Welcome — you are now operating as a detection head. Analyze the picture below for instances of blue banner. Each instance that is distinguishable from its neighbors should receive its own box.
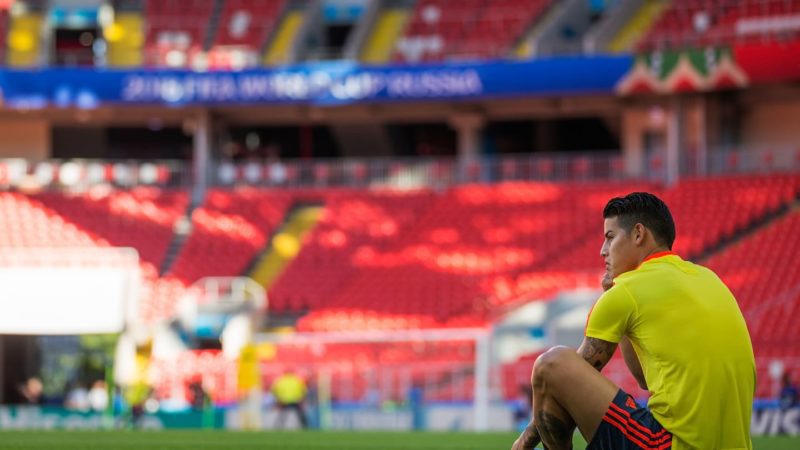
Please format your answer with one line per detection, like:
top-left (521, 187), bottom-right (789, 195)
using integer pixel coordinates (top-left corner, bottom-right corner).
top-left (0, 406), bottom-right (226, 430)
top-left (0, 56), bottom-right (632, 108)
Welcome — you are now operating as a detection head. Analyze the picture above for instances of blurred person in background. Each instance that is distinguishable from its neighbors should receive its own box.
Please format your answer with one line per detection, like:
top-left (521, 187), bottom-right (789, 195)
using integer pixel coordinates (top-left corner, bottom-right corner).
top-left (779, 372), bottom-right (798, 409)
top-left (125, 380), bottom-right (152, 428)
top-left (188, 376), bottom-right (208, 411)
top-left (64, 382), bottom-right (90, 411)
top-left (18, 377), bottom-right (44, 405)
top-left (88, 379), bottom-right (109, 412)
top-left (271, 369), bottom-right (308, 429)
top-left (513, 384), bottom-right (533, 433)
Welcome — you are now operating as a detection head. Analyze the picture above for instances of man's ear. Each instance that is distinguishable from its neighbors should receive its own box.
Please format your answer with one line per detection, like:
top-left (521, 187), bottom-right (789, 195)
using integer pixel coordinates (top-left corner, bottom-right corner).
top-left (633, 223), bottom-right (646, 245)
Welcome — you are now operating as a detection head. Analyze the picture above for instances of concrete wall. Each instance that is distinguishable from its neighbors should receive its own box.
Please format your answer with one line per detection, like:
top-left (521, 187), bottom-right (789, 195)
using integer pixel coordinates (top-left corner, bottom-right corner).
top-left (0, 120), bottom-right (50, 161)
top-left (741, 100), bottom-right (800, 153)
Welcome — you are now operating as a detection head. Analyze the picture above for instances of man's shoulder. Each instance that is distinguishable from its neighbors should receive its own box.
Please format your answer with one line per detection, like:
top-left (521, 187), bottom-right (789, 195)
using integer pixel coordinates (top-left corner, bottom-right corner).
top-left (598, 280), bottom-right (636, 307)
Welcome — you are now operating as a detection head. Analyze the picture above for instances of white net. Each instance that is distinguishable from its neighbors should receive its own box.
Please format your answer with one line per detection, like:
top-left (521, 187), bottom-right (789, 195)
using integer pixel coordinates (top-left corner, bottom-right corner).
top-left (256, 328), bottom-right (493, 430)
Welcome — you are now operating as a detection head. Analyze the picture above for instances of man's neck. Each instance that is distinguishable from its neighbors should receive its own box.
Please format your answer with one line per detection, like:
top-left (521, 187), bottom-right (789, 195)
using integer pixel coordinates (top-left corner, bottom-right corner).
top-left (637, 247), bottom-right (672, 266)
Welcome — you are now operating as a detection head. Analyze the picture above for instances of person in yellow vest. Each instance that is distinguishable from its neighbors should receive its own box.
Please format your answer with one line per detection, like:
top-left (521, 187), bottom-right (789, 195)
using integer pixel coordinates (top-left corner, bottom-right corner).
top-left (271, 369), bottom-right (308, 429)
top-left (512, 192), bottom-right (754, 450)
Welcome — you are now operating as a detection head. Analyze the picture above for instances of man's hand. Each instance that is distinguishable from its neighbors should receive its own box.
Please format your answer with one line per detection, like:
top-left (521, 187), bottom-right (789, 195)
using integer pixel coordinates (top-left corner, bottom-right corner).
top-left (511, 421), bottom-right (541, 450)
top-left (601, 272), bottom-right (614, 292)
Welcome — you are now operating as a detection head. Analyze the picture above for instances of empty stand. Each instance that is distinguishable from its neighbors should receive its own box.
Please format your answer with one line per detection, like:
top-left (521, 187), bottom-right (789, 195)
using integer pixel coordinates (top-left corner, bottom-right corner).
top-left (3, 174), bottom-right (798, 401)
top-left (269, 189), bottom-right (436, 315)
top-left (549, 174), bottom-right (800, 277)
top-left (0, 192), bottom-right (97, 248)
top-left (395, 0), bottom-right (553, 62)
top-left (0, 8), bottom-right (8, 64)
top-left (0, 189), bottom-right (188, 325)
top-left (143, 0), bottom-right (215, 66)
top-left (638, 0), bottom-right (800, 50)
top-left (706, 210), bottom-right (800, 398)
top-left (211, 0), bottom-right (285, 50)
top-left (166, 188), bottom-right (293, 285)
top-left (34, 188), bottom-right (187, 268)
top-left (284, 181), bottom-right (650, 331)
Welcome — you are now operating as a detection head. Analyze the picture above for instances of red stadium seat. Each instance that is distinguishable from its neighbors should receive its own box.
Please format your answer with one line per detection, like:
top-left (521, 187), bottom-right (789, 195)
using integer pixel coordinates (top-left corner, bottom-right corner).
top-left (143, 0), bottom-right (216, 66)
top-left (638, 0), bottom-right (800, 51)
top-left (211, 0), bottom-right (285, 49)
top-left (394, 0), bottom-right (554, 63)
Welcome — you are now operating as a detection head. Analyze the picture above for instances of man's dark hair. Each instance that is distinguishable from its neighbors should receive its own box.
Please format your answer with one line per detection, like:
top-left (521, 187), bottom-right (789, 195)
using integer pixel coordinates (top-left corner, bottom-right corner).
top-left (603, 192), bottom-right (676, 250)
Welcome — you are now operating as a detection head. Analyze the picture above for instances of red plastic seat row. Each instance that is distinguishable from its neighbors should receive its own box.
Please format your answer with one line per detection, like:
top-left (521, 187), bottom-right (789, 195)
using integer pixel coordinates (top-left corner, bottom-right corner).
top-left (394, 0), bottom-right (553, 62)
top-left (639, 0), bottom-right (800, 51)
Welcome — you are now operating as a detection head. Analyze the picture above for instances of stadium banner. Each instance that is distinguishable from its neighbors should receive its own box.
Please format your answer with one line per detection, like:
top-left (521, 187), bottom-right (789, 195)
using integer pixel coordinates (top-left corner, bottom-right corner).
top-left (751, 406), bottom-right (800, 437)
top-left (0, 56), bottom-right (632, 108)
top-left (0, 406), bottom-right (225, 430)
top-left (618, 42), bottom-right (800, 95)
top-left (224, 404), bottom-right (515, 431)
top-left (733, 40), bottom-right (800, 84)
top-left (0, 248), bottom-right (139, 335)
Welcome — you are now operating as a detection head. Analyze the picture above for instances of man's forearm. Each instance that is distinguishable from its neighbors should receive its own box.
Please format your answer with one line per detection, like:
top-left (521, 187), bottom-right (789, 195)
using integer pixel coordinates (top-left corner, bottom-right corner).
top-left (512, 420), bottom-right (541, 450)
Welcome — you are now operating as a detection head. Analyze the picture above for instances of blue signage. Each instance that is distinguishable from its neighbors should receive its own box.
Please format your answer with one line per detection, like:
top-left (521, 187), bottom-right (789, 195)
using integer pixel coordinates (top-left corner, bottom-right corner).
top-left (0, 56), bottom-right (632, 108)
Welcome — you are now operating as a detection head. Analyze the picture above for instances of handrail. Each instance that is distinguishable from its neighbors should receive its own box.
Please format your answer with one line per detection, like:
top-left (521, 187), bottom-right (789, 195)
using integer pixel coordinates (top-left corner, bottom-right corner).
top-left (0, 148), bottom-right (797, 191)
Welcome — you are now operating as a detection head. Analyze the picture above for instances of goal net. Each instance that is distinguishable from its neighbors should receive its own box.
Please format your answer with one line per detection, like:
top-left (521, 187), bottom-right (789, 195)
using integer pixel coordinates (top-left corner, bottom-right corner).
top-left (254, 327), bottom-right (497, 431)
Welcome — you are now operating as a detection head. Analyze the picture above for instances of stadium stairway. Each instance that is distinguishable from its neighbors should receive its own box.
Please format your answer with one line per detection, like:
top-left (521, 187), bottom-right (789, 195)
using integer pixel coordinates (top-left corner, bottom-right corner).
top-left (512, 0), bottom-right (561, 59)
top-left (607, 0), bottom-right (667, 53)
top-left (263, 1), bottom-right (306, 66)
top-left (6, 8), bottom-right (43, 67)
top-left (201, 0), bottom-right (226, 50)
top-left (360, 4), bottom-right (412, 64)
top-left (247, 203), bottom-right (324, 290)
top-left (159, 209), bottom-right (197, 275)
top-left (105, 11), bottom-right (145, 67)
top-left (696, 190), bottom-right (800, 263)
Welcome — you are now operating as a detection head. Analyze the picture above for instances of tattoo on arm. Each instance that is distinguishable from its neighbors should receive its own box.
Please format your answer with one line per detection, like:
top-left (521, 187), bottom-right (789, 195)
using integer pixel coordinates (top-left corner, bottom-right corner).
top-left (537, 411), bottom-right (574, 446)
top-left (516, 421), bottom-right (541, 449)
top-left (578, 337), bottom-right (617, 372)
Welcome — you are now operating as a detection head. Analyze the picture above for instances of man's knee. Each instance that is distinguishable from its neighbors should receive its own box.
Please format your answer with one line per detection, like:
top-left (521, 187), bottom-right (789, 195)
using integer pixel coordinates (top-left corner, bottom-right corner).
top-left (532, 346), bottom-right (574, 387)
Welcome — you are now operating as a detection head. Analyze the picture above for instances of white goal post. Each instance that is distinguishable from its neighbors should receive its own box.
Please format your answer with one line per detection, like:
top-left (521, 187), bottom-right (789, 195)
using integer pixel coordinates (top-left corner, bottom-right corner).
top-left (255, 327), bottom-right (493, 431)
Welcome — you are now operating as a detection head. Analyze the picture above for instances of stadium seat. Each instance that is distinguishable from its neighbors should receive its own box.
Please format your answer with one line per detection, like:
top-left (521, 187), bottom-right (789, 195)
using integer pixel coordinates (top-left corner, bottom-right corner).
top-left (0, 189), bottom-right (188, 325)
top-left (143, 0), bottom-right (215, 66)
top-left (706, 209), bottom-right (800, 398)
top-left (394, 0), bottom-right (553, 62)
top-left (4, 173), bottom-right (797, 402)
top-left (211, 0), bottom-right (285, 49)
top-left (638, 0), bottom-right (800, 51)
top-left (166, 188), bottom-right (293, 285)
top-left (0, 8), bottom-right (8, 64)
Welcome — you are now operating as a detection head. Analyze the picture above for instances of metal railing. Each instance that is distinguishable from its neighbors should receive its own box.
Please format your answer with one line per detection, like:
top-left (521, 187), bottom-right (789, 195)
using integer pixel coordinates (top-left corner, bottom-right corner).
top-left (1, 148), bottom-right (798, 192)
top-left (0, 158), bottom-right (191, 191)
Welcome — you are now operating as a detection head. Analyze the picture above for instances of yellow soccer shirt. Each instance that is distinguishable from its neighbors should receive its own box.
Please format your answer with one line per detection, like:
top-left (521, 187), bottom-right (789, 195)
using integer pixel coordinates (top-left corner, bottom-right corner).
top-left (586, 252), bottom-right (755, 450)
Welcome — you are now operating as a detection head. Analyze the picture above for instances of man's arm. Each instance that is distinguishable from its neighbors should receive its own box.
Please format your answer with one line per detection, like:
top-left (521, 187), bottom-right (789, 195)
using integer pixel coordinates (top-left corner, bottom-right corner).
top-left (577, 336), bottom-right (617, 372)
top-left (511, 338), bottom-right (617, 450)
top-left (619, 336), bottom-right (647, 390)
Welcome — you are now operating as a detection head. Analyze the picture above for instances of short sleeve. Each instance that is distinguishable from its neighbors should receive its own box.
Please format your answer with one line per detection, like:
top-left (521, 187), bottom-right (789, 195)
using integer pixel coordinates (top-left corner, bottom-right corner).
top-left (585, 284), bottom-right (636, 344)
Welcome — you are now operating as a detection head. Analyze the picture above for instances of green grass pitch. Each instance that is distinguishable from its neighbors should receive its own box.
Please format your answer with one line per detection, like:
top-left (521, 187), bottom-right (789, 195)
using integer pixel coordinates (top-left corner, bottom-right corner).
top-left (0, 431), bottom-right (797, 449)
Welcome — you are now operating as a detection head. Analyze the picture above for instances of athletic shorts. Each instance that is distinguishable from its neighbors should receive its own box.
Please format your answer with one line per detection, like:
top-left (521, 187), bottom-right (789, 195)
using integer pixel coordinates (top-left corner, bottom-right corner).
top-left (587, 389), bottom-right (672, 450)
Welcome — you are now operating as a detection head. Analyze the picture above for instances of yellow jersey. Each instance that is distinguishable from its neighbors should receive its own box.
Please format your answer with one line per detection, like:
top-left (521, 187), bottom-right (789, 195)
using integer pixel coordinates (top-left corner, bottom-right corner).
top-left (272, 373), bottom-right (307, 404)
top-left (586, 252), bottom-right (755, 450)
